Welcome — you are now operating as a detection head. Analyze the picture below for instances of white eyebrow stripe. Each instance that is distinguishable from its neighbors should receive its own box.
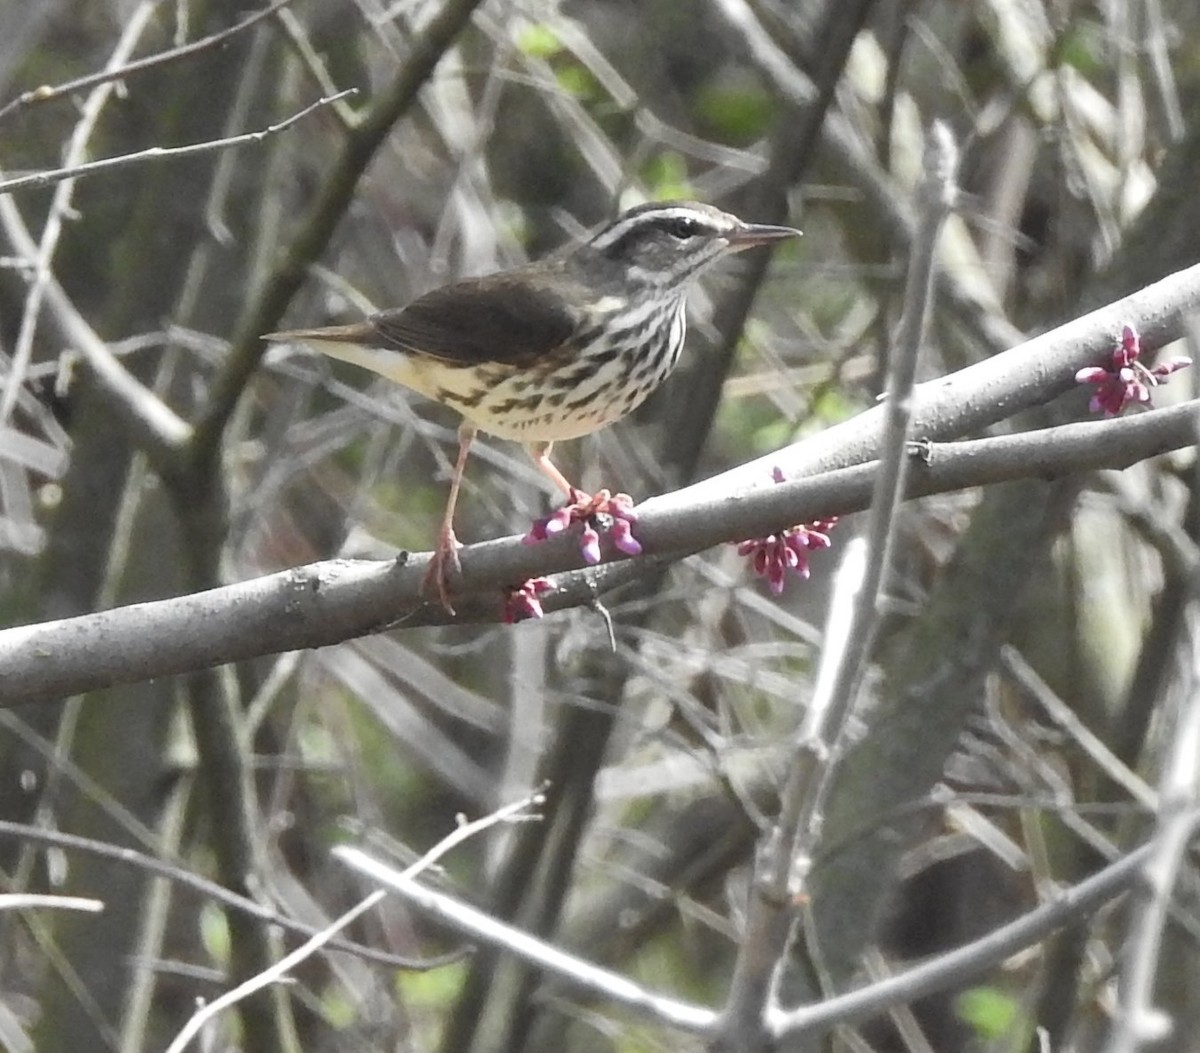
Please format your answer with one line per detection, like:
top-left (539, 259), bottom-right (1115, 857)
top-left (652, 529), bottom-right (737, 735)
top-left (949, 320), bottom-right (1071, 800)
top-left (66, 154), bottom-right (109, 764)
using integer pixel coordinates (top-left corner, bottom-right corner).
top-left (590, 206), bottom-right (730, 250)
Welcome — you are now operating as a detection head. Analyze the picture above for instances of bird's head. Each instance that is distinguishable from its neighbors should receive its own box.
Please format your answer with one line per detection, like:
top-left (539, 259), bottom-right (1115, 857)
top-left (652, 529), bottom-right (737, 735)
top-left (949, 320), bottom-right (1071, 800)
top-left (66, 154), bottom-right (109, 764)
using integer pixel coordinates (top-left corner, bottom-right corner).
top-left (586, 200), bottom-right (800, 292)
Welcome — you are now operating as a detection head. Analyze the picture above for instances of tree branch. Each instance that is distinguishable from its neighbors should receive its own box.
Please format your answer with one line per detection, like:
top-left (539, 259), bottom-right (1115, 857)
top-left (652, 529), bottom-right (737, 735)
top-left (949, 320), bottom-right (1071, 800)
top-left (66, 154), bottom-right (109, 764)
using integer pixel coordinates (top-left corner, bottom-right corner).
top-left (0, 820), bottom-right (454, 970)
top-left (0, 0), bottom-right (298, 125)
top-left (770, 834), bottom-right (1181, 1041)
top-left (336, 846), bottom-right (720, 1036)
top-left (0, 2), bottom-right (155, 426)
top-left (0, 90), bottom-right (356, 197)
top-left (335, 831), bottom-right (1187, 1047)
top-left (672, 257), bottom-right (1200, 506)
top-left (0, 197), bottom-right (191, 472)
top-left (1103, 605), bottom-right (1200, 1053)
top-left (0, 397), bottom-right (1195, 706)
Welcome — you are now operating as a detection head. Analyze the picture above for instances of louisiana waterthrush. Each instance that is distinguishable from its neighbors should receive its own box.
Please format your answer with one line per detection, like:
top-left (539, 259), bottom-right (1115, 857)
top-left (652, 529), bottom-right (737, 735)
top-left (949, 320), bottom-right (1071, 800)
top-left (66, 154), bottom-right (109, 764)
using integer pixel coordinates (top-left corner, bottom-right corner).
top-left (266, 200), bottom-right (799, 609)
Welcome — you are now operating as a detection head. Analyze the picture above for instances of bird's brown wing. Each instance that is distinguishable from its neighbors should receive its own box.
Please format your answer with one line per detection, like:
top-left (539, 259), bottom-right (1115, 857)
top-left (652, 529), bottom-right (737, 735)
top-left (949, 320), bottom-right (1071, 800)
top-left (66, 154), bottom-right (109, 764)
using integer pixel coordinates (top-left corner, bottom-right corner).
top-left (366, 269), bottom-right (579, 368)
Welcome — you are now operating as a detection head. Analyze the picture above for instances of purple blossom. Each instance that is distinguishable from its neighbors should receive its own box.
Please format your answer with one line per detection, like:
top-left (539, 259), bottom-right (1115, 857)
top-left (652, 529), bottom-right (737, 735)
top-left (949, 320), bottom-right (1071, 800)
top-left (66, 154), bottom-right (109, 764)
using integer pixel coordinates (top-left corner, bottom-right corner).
top-left (579, 523), bottom-right (601, 564)
top-left (502, 578), bottom-right (554, 623)
top-left (735, 468), bottom-right (837, 595)
top-left (1075, 324), bottom-right (1191, 417)
top-left (610, 517), bottom-right (642, 556)
top-left (523, 488), bottom-right (641, 563)
top-left (738, 520), bottom-right (838, 595)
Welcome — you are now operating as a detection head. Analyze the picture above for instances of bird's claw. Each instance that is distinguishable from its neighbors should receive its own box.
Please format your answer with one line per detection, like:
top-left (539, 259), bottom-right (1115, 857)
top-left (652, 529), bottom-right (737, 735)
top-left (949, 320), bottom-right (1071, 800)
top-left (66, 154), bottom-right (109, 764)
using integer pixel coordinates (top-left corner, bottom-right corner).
top-left (422, 529), bottom-right (462, 613)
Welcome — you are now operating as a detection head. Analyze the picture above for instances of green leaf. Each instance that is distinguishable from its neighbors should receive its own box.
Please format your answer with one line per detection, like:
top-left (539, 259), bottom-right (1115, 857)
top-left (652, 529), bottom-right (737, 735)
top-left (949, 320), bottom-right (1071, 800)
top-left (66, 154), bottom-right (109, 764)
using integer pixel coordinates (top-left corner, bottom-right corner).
top-left (555, 63), bottom-right (599, 101)
top-left (517, 23), bottom-right (562, 59)
top-left (397, 958), bottom-right (468, 1007)
top-left (199, 901), bottom-right (231, 965)
top-left (956, 985), bottom-right (1020, 1040)
top-left (696, 84), bottom-right (774, 144)
top-left (1056, 23), bottom-right (1102, 75)
top-left (641, 152), bottom-right (693, 200)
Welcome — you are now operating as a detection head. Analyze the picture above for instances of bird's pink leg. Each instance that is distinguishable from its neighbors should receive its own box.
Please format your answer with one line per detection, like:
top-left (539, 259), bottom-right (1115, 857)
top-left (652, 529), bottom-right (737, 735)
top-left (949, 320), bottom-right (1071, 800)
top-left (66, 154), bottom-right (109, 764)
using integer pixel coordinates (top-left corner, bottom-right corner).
top-left (424, 421), bottom-right (477, 612)
top-left (528, 441), bottom-right (581, 501)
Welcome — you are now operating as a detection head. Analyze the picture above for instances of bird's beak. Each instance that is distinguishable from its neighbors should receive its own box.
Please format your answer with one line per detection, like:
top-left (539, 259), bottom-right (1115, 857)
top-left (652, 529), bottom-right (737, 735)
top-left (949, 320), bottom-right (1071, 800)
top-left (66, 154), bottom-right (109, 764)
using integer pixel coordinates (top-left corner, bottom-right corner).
top-left (725, 223), bottom-right (802, 251)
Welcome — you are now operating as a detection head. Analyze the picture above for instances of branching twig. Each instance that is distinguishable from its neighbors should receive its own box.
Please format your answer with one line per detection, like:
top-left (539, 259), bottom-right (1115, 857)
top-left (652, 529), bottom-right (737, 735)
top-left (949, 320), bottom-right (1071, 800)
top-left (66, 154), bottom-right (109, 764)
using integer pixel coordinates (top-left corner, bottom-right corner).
top-left (0, 90), bottom-right (357, 197)
top-left (0, 820), bottom-right (457, 970)
top-left (712, 0), bottom-right (1023, 366)
top-left (166, 793), bottom-right (544, 1053)
top-left (0, 195), bottom-right (190, 471)
top-left (0, 2), bottom-right (156, 426)
top-left (0, 0), bottom-right (297, 125)
top-left (1002, 646), bottom-right (1158, 810)
top-left (669, 257), bottom-right (1200, 508)
top-left (190, 0), bottom-right (489, 464)
top-left (0, 90), bottom-right (356, 474)
top-left (1103, 602), bottom-right (1200, 1053)
top-left (338, 826), bottom-right (1191, 1045)
top-left (770, 834), bottom-right (1186, 1041)
top-left (335, 845), bottom-right (719, 1035)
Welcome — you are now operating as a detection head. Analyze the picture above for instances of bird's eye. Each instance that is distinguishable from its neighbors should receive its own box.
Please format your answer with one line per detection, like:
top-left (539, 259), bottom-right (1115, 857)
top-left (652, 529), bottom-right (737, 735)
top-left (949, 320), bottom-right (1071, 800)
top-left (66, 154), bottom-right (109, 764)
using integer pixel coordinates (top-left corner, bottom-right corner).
top-left (664, 216), bottom-right (700, 239)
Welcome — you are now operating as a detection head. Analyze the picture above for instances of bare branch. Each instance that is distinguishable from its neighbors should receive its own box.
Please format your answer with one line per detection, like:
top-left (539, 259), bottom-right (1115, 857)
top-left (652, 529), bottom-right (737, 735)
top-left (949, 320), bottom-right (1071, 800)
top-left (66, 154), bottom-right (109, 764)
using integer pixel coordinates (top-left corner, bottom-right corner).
top-left (770, 834), bottom-right (1184, 1041)
top-left (0, 2), bottom-right (156, 427)
top-left (0, 195), bottom-right (191, 469)
top-left (0, 894), bottom-right (103, 913)
top-left (166, 793), bottom-right (544, 1053)
top-left (0, 819), bottom-right (457, 970)
top-left (0, 397), bottom-right (1195, 706)
top-left (670, 257), bottom-right (1200, 508)
top-left (0, 251), bottom-right (1194, 703)
top-left (272, 7), bottom-right (358, 130)
top-left (1002, 646), bottom-right (1158, 810)
top-left (191, 0), bottom-right (489, 464)
top-left (0, 90), bottom-right (357, 198)
top-left (715, 123), bottom-right (960, 1048)
top-left (336, 846), bottom-right (719, 1036)
top-left (1103, 603), bottom-right (1200, 1053)
top-left (0, 0), bottom-right (298, 125)
top-left (340, 822), bottom-right (1195, 1045)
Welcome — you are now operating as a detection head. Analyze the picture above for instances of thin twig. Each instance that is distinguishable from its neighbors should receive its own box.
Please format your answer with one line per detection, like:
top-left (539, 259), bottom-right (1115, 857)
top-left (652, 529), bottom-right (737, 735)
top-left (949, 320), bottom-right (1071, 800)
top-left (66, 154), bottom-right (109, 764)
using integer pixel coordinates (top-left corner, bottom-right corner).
top-left (0, 894), bottom-right (103, 912)
top-left (769, 833), bottom-right (1185, 1040)
top-left (191, 0), bottom-right (489, 465)
top-left (273, 7), bottom-right (358, 130)
top-left (1002, 645), bottom-right (1158, 810)
top-left (335, 844), bottom-right (718, 1035)
top-left (0, 194), bottom-right (191, 470)
top-left (710, 0), bottom-right (1023, 370)
top-left (1143, 0), bottom-right (1185, 143)
top-left (0, 89), bottom-right (357, 198)
top-left (713, 123), bottom-right (959, 1049)
top-left (0, 819), bottom-right (457, 970)
top-left (166, 792), bottom-right (544, 1053)
top-left (0, 0), bottom-right (297, 125)
top-left (0, 2), bottom-right (156, 427)
top-left (1103, 601), bottom-right (1200, 1053)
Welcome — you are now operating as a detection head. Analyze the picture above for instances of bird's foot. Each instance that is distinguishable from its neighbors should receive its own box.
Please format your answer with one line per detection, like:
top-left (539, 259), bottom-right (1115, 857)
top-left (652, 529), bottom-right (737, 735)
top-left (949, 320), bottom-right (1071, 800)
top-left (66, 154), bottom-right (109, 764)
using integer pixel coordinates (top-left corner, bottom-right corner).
top-left (422, 526), bottom-right (462, 613)
top-left (523, 488), bottom-right (642, 564)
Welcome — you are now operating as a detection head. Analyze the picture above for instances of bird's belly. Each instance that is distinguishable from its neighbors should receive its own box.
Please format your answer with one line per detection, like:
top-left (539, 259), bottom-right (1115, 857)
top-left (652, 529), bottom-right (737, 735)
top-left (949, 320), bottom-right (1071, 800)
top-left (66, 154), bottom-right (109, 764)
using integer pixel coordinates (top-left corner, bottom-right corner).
top-left (462, 320), bottom-right (684, 442)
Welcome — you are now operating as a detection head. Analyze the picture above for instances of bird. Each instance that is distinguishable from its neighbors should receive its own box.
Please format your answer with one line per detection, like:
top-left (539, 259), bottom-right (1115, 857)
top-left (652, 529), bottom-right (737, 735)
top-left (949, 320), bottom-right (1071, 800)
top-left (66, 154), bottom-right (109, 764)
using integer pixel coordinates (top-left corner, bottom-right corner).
top-left (265, 200), bottom-right (800, 610)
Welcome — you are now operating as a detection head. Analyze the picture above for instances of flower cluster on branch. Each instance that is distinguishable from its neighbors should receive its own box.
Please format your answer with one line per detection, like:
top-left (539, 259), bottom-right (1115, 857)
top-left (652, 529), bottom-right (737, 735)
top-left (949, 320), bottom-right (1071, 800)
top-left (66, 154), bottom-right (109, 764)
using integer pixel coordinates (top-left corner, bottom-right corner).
top-left (1076, 324), bottom-right (1190, 416)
